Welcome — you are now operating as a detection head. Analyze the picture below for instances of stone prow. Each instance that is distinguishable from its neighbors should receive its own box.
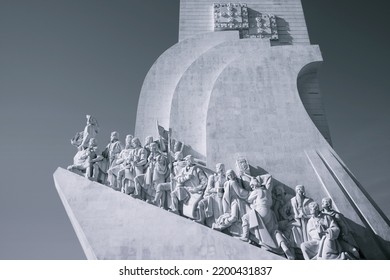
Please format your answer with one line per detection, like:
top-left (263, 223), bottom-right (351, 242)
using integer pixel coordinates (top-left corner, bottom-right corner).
top-left (54, 167), bottom-right (284, 260)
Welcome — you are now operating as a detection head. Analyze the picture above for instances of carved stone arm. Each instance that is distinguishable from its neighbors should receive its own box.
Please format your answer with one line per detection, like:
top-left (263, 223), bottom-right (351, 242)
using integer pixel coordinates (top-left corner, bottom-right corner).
top-left (135, 149), bottom-right (147, 167)
top-left (90, 155), bottom-right (104, 163)
top-left (197, 168), bottom-right (208, 190)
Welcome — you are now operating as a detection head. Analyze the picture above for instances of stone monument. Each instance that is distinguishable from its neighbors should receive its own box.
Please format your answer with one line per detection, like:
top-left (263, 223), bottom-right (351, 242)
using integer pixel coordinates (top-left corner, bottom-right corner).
top-left (54, 0), bottom-right (390, 259)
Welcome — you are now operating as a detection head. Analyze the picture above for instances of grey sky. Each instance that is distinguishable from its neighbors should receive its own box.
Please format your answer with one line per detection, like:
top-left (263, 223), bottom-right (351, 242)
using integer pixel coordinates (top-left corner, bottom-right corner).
top-left (0, 0), bottom-right (389, 259)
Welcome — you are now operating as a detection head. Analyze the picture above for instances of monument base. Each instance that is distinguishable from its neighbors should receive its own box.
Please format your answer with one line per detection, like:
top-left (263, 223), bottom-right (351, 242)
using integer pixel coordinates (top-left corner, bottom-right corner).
top-left (54, 167), bottom-right (284, 260)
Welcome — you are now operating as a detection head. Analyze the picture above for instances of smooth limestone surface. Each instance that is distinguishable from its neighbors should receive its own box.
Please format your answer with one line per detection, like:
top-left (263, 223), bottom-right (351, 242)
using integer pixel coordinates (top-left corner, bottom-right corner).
top-left (54, 167), bottom-right (284, 260)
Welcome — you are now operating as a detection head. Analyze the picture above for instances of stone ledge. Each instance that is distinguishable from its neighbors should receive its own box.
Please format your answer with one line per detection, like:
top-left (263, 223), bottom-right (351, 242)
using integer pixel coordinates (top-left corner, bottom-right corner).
top-left (54, 167), bottom-right (284, 260)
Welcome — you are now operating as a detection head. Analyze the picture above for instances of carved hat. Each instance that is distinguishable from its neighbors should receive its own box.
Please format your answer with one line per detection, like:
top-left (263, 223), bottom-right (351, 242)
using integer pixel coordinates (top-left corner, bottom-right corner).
top-left (184, 155), bottom-right (195, 164)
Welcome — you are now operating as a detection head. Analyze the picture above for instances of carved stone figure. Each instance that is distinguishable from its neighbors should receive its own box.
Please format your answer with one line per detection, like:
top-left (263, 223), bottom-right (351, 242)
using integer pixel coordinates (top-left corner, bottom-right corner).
top-left (145, 143), bottom-right (161, 184)
top-left (149, 148), bottom-right (186, 209)
top-left (102, 131), bottom-right (123, 167)
top-left (212, 169), bottom-right (249, 233)
top-left (144, 135), bottom-right (154, 156)
top-left (172, 151), bottom-right (186, 176)
top-left (68, 153), bottom-right (87, 176)
top-left (196, 163), bottom-right (226, 226)
top-left (235, 157), bottom-right (252, 191)
top-left (94, 131), bottom-right (122, 185)
top-left (145, 154), bottom-right (171, 208)
top-left (169, 139), bottom-right (185, 169)
top-left (68, 148), bottom-right (89, 176)
top-left (150, 178), bottom-right (174, 209)
top-left (133, 142), bottom-right (168, 200)
top-left (239, 175), bottom-right (295, 259)
top-left (321, 197), bottom-right (360, 259)
top-left (117, 137), bottom-right (147, 194)
top-left (68, 138), bottom-right (104, 181)
top-left (290, 185), bottom-right (313, 245)
top-left (78, 115), bottom-right (99, 150)
top-left (301, 202), bottom-right (347, 260)
top-left (169, 155), bottom-right (208, 215)
top-left (107, 134), bottom-right (133, 190)
top-left (272, 185), bottom-right (302, 248)
top-left (272, 185), bottom-right (292, 221)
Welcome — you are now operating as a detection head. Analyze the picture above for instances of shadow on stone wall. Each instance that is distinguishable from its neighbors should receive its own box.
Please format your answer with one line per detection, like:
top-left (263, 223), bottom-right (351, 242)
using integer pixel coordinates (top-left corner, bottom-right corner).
top-left (273, 17), bottom-right (292, 46)
top-left (347, 218), bottom-right (390, 259)
top-left (250, 165), bottom-right (295, 196)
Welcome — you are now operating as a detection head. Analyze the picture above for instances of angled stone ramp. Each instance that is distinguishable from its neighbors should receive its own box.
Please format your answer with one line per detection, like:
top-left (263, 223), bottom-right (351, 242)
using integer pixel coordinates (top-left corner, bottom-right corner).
top-left (54, 167), bottom-right (284, 260)
top-left (135, 31), bottom-right (239, 141)
top-left (170, 39), bottom-right (270, 160)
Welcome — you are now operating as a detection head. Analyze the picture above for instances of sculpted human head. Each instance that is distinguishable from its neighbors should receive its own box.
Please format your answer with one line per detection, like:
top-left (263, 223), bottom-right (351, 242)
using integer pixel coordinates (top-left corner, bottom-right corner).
top-left (173, 140), bottom-right (182, 152)
top-left (295, 185), bottom-right (305, 196)
top-left (110, 131), bottom-right (119, 142)
top-left (145, 136), bottom-right (153, 146)
top-left (88, 138), bottom-right (97, 147)
top-left (86, 115), bottom-right (97, 126)
top-left (85, 115), bottom-right (99, 133)
top-left (150, 142), bottom-right (158, 153)
top-left (125, 135), bottom-right (133, 148)
top-left (174, 151), bottom-right (183, 161)
top-left (184, 155), bottom-right (195, 166)
top-left (226, 169), bottom-right (237, 181)
top-left (308, 201), bottom-right (320, 216)
top-left (250, 178), bottom-right (261, 190)
top-left (236, 157), bottom-right (250, 175)
top-left (322, 198), bottom-right (332, 209)
top-left (216, 163), bottom-right (225, 175)
top-left (131, 137), bottom-right (142, 148)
